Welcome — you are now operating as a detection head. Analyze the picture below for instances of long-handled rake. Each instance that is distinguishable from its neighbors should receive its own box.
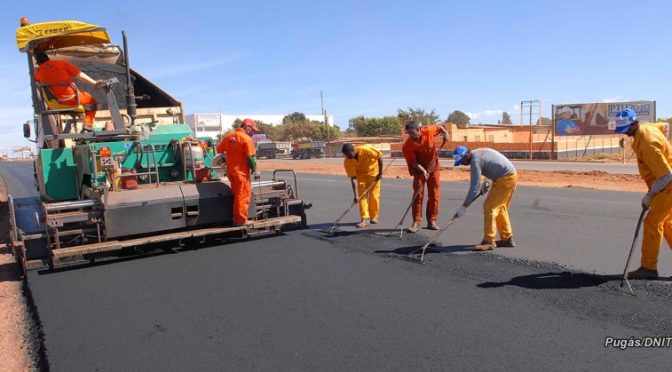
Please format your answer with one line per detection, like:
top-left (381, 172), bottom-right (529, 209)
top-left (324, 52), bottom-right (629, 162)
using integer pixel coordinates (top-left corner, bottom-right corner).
top-left (327, 158), bottom-right (396, 235)
top-left (620, 207), bottom-right (647, 296)
top-left (384, 188), bottom-right (421, 239)
top-left (404, 191), bottom-right (484, 264)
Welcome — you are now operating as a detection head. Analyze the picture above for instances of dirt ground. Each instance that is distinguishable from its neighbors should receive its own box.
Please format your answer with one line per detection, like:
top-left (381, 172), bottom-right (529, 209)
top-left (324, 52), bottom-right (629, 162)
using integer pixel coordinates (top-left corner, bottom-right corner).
top-left (258, 159), bottom-right (647, 193)
top-left (0, 176), bottom-right (32, 371)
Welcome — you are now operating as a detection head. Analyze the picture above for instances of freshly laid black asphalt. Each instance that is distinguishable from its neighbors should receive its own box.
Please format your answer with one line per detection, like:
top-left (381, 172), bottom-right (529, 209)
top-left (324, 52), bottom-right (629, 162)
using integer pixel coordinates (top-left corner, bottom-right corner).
top-left (1, 161), bottom-right (671, 371)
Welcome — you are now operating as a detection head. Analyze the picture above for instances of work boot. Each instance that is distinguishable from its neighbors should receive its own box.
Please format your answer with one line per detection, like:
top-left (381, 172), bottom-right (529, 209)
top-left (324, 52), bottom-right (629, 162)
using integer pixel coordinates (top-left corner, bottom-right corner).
top-left (427, 221), bottom-right (440, 230)
top-left (407, 221), bottom-right (421, 233)
top-left (474, 240), bottom-right (496, 251)
top-left (627, 267), bottom-right (659, 280)
top-left (496, 237), bottom-right (516, 248)
top-left (370, 217), bottom-right (379, 224)
top-left (355, 219), bottom-right (370, 228)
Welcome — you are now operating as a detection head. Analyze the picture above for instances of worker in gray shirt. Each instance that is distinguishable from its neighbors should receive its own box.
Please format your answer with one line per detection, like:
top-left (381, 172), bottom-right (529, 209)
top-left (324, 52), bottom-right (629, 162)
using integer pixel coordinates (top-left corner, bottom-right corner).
top-left (453, 146), bottom-right (518, 251)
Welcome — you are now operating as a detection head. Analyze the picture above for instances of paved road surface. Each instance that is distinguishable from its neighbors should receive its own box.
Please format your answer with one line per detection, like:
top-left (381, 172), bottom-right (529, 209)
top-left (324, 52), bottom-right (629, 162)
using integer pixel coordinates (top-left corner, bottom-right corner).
top-left (1, 161), bottom-right (670, 371)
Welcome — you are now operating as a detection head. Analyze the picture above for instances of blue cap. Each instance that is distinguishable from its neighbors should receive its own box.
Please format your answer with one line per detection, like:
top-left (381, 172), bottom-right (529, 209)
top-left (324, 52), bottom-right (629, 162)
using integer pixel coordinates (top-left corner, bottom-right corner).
top-left (453, 146), bottom-right (469, 166)
top-left (614, 109), bottom-right (638, 134)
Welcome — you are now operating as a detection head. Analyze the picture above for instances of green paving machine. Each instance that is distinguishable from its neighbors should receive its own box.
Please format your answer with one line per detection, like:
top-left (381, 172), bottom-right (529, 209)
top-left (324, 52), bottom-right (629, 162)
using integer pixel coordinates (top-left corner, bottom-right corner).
top-left (9, 19), bottom-right (310, 271)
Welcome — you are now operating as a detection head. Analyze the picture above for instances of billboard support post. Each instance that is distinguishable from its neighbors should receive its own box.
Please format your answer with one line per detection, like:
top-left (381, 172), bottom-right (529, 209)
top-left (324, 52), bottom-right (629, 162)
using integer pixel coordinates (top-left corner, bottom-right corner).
top-left (551, 104), bottom-right (556, 160)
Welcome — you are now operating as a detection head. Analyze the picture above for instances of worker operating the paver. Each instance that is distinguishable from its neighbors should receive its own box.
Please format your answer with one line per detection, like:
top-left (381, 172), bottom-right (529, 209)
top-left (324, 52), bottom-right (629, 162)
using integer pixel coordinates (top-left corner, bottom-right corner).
top-left (342, 143), bottom-right (383, 228)
top-left (615, 109), bottom-right (672, 280)
top-left (217, 118), bottom-right (261, 226)
top-left (402, 121), bottom-right (449, 232)
top-left (453, 146), bottom-right (518, 251)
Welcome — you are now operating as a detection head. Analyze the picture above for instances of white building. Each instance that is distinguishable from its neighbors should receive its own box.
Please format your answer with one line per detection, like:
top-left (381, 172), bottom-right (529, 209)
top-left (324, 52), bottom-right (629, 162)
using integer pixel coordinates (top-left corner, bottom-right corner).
top-left (186, 113), bottom-right (335, 139)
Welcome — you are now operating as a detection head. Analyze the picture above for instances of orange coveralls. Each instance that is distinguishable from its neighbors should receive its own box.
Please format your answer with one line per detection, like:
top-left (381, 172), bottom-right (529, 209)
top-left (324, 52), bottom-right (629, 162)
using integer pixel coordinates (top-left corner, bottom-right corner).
top-left (217, 128), bottom-right (256, 225)
top-left (34, 60), bottom-right (97, 127)
top-left (402, 125), bottom-right (442, 223)
top-left (632, 124), bottom-right (672, 270)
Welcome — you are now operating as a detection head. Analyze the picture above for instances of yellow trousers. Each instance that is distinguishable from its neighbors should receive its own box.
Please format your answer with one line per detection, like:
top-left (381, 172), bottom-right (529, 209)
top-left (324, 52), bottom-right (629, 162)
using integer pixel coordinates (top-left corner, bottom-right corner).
top-left (358, 175), bottom-right (380, 220)
top-left (641, 185), bottom-right (672, 270)
top-left (483, 173), bottom-right (517, 242)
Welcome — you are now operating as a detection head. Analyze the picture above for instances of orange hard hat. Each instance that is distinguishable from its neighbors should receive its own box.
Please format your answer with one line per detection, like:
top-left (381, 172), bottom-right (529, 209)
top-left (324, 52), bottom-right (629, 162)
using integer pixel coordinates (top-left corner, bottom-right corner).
top-left (20, 17), bottom-right (30, 26)
top-left (241, 118), bottom-right (259, 132)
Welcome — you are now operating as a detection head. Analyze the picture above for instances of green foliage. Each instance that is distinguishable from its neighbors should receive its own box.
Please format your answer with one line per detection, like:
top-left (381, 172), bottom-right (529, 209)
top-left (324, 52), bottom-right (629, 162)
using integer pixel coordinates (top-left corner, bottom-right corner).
top-left (272, 112), bottom-right (338, 141)
top-left (282, 112), bottom-right (308, 126)
top-left (502, 111), bottom-right (513, 124)
top-left (397, 107), bottom-right (440, 126)
top-left (659, 117), bottom-right (672, 125)
top-left (349, 116), bottom-right (402, 136)
top-left (536, 117), bottom-right (552, 126)
top-left (446, 110), bottom-right (471, 125)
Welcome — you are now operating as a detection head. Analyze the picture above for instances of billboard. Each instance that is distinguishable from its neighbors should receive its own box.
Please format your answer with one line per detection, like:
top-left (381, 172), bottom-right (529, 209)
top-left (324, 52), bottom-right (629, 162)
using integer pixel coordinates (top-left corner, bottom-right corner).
top-left (194, 113), bottom-right (222, 130)
top-left (553, 101), bottom-right (656, 136)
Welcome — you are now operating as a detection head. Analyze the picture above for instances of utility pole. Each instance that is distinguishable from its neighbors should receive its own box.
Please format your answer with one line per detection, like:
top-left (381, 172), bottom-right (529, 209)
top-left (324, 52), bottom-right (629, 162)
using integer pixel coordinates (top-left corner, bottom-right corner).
top-left (321, 90), bottom-right (330, 146)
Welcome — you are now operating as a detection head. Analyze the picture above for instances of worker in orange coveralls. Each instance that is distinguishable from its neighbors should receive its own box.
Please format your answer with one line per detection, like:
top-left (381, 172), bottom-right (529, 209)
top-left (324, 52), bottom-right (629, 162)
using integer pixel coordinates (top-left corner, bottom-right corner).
top-left (34, 52), bottom-right (101, 131)
top-left (402, 120), bottom-right (449, 233)
top-left (217, 118), bottom-right (261, 226)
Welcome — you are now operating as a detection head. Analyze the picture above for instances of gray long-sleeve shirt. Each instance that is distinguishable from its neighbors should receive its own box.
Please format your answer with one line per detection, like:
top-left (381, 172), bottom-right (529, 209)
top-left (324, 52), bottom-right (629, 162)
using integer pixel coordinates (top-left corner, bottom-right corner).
top-left (464, 148), bottom-right (516, 205)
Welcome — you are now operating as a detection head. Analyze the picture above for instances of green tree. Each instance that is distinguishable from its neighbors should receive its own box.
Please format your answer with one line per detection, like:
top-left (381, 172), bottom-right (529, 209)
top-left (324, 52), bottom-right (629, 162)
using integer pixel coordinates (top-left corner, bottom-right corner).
top-left (446, 110), bottom-right (470, 125)
top-left (502, 111), bottom-right (513, 124)
top-left (282, 112), bottom-right (308, 126)
top-left (397, 107), bottom-right (440, 126)
top-left (536, 117), bottom-right (552, 126)
top-left (231, 118), bottom-right (277, 138)
top-left (350, 116), bottom-right (402, 136)
top-left (659, 117), bottom-right (672, 125)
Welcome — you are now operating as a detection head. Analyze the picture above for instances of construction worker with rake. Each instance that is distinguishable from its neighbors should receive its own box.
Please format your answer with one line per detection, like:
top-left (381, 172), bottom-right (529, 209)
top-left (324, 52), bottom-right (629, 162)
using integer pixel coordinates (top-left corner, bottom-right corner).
top-left (453, 146), bottom-right (517, 251)
top-left (217, 118), bottom-right (261, 226)
top-left (342, 143), bottom-right (383, 228)
top-left (615, 109), bottom-right (672, 280)
top-left (402, 121), bottom-right (449, 233)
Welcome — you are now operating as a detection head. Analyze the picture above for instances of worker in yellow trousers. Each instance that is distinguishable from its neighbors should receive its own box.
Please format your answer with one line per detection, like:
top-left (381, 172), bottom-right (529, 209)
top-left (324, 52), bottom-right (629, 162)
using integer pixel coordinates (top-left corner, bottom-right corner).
top-left (453, 146), bottom-right (518, 251)
top-left (615, 109), bottom-right (672, 280)
top-left (342, 143), bottom-right (383, 228)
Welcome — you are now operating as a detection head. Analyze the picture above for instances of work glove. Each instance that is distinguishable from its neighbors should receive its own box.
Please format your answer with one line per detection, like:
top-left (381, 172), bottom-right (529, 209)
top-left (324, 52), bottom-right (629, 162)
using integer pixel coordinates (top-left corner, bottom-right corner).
top-left (481, 180), bottom-right (491, 194)
top-left (642, 193), bottom-right (653, 210)
top-left (455, 206), bottom-right (467, 218)
top-left (253, 171), bottom-right (261, 181)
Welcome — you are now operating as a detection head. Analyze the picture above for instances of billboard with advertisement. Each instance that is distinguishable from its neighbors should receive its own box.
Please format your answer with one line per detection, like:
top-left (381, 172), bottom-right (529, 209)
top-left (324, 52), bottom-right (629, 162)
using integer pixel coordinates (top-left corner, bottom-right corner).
top-left (552, 100), bottom-right (656, 136)
top-left (194, 113), bottom-right (222, 130)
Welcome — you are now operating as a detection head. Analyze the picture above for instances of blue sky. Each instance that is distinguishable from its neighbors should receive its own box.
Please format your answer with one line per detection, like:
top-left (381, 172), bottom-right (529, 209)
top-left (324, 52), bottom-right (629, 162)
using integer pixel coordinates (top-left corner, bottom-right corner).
top-left (1, 0), bottom-right (670, 153)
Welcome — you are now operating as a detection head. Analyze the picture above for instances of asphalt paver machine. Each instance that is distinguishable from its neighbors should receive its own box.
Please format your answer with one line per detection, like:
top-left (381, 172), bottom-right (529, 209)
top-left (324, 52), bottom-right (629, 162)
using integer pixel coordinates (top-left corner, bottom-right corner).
top-left (9, 19), bottom-right (310, 271)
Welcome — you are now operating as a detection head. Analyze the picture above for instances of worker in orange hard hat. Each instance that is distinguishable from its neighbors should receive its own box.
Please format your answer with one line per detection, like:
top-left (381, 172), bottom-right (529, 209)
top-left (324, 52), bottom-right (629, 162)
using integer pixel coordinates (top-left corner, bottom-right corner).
top-left (217, 118), bottom-right (260, 226)
top-left (402, 120), bottom-right (449, 233)
top-left (33, 51), bottom-right (102, 132)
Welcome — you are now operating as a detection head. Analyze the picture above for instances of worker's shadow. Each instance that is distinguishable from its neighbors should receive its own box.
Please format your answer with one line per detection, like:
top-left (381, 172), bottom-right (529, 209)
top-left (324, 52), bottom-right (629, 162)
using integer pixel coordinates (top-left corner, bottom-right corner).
top-left (374, 244), bottom-right (476, 256)
top-left (477, 272), bottom-right (621, 290)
